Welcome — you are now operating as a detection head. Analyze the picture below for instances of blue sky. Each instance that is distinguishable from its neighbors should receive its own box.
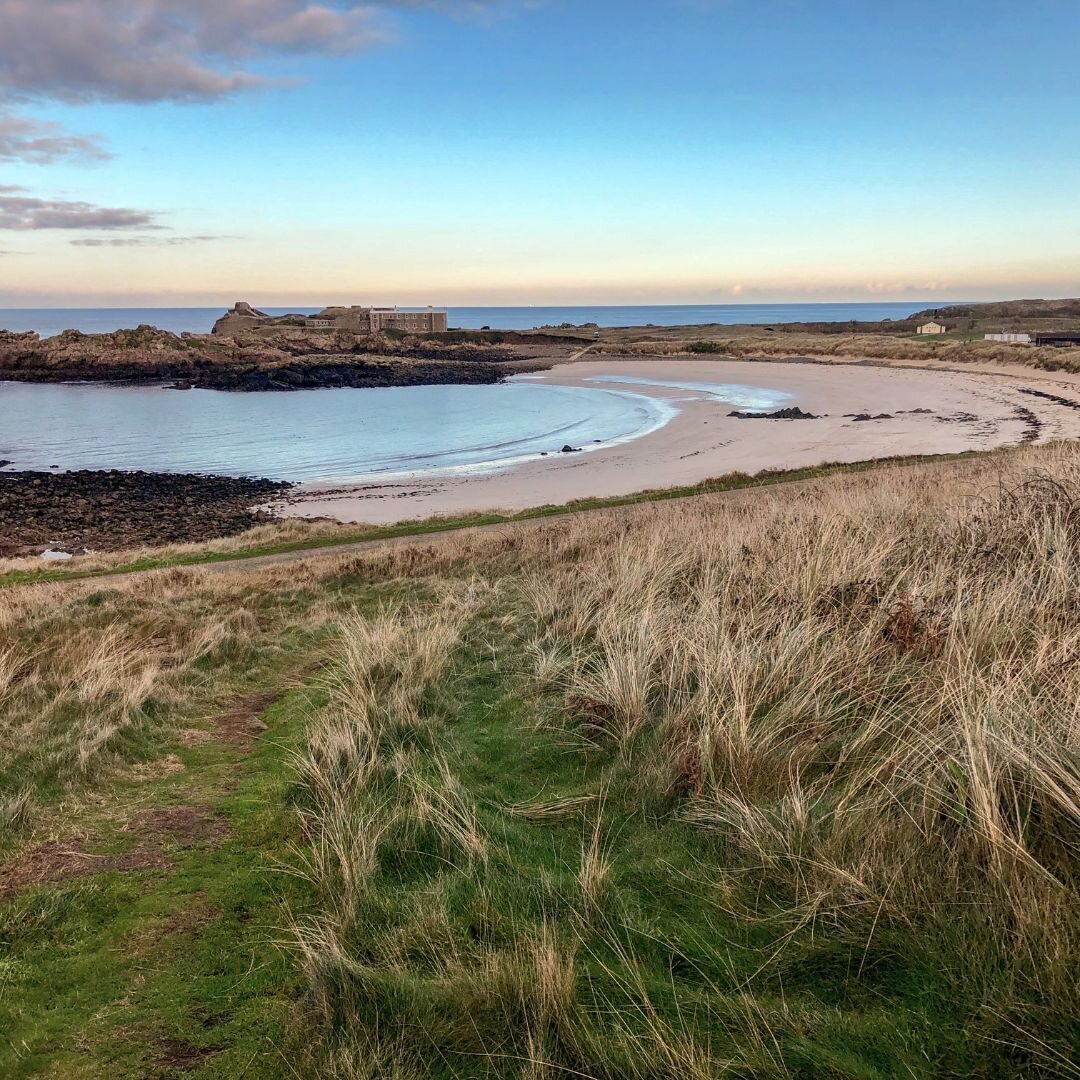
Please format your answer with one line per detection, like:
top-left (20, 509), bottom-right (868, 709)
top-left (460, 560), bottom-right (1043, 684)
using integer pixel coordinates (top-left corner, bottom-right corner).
top-left (1, 0), bottom-right (1078, 306)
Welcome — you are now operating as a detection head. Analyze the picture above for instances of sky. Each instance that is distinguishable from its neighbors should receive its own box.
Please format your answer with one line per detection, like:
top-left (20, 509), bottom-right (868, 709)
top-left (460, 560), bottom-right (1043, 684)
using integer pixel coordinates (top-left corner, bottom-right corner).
top-left (0, 0), bottom-right (1078, 308)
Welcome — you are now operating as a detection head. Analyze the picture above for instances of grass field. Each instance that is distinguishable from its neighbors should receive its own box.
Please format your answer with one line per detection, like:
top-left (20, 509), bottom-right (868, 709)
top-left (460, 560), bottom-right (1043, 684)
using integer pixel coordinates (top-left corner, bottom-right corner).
top-left (1, 443), bottom-right (1077, 1077)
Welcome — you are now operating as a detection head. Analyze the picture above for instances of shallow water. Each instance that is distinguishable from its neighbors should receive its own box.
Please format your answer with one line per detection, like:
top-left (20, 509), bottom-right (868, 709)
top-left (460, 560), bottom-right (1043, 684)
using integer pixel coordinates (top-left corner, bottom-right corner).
top-left (584, 375), bottom-right (795, 410)
top-left (0, 377), bottom-right (794, 482)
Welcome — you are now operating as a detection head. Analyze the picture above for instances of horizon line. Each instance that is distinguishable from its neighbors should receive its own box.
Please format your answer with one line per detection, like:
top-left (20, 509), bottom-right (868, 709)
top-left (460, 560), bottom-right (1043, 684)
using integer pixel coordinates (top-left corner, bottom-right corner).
top-left (0, 298), bottom-right (993, 312)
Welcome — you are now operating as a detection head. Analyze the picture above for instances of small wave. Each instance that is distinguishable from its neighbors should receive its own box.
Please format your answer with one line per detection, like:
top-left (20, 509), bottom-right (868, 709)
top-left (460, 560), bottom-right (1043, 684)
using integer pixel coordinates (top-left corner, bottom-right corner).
top-left (330, 386), bottom-right (680, 482)
top-left (584, 375), bottom-right (795, 411)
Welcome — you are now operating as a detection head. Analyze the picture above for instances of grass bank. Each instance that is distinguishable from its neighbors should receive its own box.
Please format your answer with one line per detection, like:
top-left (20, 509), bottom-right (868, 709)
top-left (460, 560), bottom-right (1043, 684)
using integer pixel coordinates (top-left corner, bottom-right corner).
top-left (0, 451), bottom-right (979, 589)
top-left (1, 442), bottom-right (1077, 1076)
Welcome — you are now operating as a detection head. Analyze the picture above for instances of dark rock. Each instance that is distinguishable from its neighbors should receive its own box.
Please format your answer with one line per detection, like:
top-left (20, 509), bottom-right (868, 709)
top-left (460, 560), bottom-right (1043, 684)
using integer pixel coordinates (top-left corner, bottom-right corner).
top-left (560, 445), bottom-right (582, 453)
top-left (0, 460), bottom-right (11, 468)
top-left (849, 413), bottom-right (894, 422)
top-left (0, 470), bottom-right (292, 554)
top-left (727, 406), bottom-right (819, 420)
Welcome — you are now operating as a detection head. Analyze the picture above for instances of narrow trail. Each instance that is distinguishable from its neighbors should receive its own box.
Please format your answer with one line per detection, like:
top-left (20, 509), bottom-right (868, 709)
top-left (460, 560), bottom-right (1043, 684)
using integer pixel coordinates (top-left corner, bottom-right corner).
top-left (566, 342), bottom-right (598, 362)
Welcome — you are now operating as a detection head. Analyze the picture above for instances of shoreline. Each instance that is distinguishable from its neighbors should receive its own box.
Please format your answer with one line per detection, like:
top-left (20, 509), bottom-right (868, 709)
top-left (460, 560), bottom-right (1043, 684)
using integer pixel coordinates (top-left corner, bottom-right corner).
top-left (8, 354), bottom-right (1080, 557)
top-left (0, 453), bottom-right (985, 585)
top-left (278, 357), bottom-right (1080, 525)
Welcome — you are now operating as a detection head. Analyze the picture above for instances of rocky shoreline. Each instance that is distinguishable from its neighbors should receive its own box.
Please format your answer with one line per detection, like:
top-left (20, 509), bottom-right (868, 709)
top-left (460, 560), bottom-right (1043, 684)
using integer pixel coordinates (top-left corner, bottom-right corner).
top-left (0, 470), bottom-right (292, 556)
top-left (0, 326), bottom-right (560, 392)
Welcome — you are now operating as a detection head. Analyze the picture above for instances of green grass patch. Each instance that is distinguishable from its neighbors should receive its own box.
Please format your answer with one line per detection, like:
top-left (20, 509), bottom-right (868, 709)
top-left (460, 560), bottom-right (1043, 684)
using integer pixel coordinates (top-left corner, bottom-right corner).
top-left (0, 690), bottom-right (311, 1077)
top-left (0, 577), bottom-right (415, 1077)
top-left (283, 609), bottom-right (1016, 1077)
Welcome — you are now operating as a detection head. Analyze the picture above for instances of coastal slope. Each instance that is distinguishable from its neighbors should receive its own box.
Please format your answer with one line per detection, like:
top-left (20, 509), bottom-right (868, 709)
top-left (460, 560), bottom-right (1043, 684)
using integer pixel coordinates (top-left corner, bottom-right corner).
top-left (1, 441), bottom-right (1075, 1076)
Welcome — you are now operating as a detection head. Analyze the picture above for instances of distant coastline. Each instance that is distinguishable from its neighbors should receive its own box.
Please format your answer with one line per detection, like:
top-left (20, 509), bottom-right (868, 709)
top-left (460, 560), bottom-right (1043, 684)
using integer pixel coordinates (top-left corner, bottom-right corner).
top-left (0, 301), bottom-right (946, 338)
top-left (3, 297), bottom-right (1079, 394)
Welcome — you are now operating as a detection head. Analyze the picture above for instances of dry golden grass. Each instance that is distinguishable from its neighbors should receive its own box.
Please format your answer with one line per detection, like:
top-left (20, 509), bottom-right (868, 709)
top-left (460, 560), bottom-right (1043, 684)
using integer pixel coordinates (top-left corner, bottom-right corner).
top-left (0, 555), bottom-right (365, 836)
top-left (512, 443), bottom-right (1080, 1035)
top-left (286, 440), bottom-right (1079, 1073)
top-left (5, 438), bottom-right (1079, 1074)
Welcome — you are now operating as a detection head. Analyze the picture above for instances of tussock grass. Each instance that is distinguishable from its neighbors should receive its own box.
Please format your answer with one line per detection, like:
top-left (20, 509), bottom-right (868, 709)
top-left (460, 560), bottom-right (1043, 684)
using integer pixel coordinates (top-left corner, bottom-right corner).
top-left (0, 558), bottom-right (359, 842)
top-left (288, 441), bottom-right (1080, 1076)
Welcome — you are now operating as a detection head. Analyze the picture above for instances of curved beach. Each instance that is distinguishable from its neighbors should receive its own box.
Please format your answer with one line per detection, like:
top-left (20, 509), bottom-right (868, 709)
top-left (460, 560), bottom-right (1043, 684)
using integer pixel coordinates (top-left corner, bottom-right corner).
top-left (278, 357), bottom-right (1080, 524)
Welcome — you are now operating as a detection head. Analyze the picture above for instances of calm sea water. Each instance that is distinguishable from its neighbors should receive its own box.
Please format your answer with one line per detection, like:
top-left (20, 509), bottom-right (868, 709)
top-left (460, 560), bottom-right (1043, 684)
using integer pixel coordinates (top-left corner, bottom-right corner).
top-left (0, 377), bottom-right (792, 482)
top-left (0, 302), bottom-right (945, 337)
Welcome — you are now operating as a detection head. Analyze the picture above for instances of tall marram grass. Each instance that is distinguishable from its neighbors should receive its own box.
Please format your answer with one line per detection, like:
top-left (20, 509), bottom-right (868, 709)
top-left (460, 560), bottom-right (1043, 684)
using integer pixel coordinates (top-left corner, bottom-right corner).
top-left (519, 445), bottom-right (1080, 1066)
top-left (288, 443), bottom-right (1079, 1075)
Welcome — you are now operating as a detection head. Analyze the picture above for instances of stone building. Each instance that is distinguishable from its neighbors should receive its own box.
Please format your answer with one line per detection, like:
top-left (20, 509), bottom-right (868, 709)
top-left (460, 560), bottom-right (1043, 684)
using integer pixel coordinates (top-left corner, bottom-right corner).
top-left (916, 320), bottom-right (949, 335)
top-left (213, 301), bottom-right (449, 336)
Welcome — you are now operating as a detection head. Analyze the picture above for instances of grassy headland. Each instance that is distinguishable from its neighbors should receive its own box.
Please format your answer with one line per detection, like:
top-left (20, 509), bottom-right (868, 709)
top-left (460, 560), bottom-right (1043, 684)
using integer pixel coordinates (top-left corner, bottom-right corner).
top-left (1, 441), bottom-right (1077, 1076)
top-left (588, 297), bottom-right (1080, 371)
top-left (595, 326), bottom-right (1080, 371)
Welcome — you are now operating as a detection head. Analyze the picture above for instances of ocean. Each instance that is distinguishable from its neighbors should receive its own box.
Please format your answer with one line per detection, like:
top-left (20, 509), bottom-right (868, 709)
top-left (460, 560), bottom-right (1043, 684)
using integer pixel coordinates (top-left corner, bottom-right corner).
top-left (0, 302), bottom-right (946, 338)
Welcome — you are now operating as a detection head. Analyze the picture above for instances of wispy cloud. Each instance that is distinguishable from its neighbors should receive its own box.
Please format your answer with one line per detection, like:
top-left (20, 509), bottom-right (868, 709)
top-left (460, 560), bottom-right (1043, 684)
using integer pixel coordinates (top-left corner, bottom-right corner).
top-left (865, 280), bottom-right (949, 295)
top-left (0, 112), bottom-right (109, 163)
top-left (0, 186), bottom-right (158, 231)
top-left (70, 234), bottom-right (231, 247)
top-left (0, 1), bottom-right (512, 262)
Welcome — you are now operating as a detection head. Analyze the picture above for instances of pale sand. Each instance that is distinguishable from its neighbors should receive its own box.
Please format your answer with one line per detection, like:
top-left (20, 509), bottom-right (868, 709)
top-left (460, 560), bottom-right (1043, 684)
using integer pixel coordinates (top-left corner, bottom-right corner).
top-left (277, 358), bottom-right (1080, 525)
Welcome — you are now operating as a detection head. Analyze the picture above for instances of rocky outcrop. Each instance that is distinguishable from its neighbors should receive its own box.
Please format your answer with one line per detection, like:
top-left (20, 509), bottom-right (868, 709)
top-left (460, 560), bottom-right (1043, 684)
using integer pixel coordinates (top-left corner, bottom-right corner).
top-left (211, 300), bottom-right (275, 335)
top-left (727, 406), bottom-right (819, 420)
top-left (0, 323), bottom-right (547, 391)
top-left (0, 470), bottom-right (291, 555)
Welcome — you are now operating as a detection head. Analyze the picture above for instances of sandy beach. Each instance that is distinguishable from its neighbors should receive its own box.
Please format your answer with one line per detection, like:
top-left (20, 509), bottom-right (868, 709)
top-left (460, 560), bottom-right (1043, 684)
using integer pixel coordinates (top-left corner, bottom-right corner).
top-left (277, 357), bottom-right (1080, 524)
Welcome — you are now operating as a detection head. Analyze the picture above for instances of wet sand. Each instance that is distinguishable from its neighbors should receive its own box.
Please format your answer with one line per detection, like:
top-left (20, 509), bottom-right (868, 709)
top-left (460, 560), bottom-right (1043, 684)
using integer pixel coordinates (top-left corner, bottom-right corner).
top-left (277, 358), bottom-right (1080, 524)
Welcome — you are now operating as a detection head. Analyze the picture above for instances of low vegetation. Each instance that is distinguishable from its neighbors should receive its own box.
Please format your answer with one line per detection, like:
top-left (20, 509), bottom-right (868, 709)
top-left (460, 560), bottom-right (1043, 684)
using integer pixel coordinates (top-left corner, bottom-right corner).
top-left (602, 330), bottom-right (1080, 371)
top-left (0, 452), bottom-right (978, 586)
top-left (1, 444), bottom-right (1078, 1076)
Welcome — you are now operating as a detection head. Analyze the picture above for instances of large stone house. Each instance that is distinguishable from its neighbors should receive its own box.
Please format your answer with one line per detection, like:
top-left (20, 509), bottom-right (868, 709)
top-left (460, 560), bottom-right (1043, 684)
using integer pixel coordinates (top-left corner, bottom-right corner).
top-left (916, 320), bottom-right (949, 335)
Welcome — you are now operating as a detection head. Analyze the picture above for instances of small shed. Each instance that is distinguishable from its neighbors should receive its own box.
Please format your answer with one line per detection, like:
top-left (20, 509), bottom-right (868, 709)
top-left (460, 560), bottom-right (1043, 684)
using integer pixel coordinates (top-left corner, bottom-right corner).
top-left (917, 321), bottom-right (948, 335)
